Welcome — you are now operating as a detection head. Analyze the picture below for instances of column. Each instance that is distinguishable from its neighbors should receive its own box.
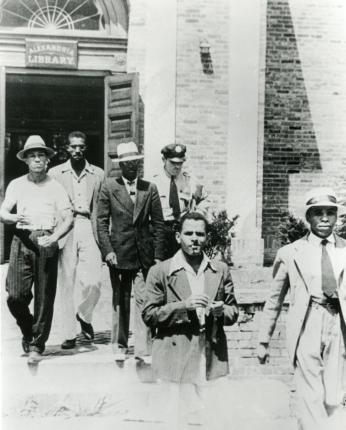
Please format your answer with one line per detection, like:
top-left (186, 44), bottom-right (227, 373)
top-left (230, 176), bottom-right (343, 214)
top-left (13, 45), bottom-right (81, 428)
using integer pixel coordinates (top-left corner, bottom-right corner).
top-left (143, 0), bottom-right (177, 176)
top-left (227, 0), bottom-right (266, 266)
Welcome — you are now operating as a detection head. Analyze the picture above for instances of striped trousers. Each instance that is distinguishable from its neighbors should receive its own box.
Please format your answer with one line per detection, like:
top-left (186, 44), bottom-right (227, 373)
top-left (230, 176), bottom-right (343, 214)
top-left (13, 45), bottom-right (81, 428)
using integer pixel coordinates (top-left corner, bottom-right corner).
top-left (6, 229), bottom-right (58, 353)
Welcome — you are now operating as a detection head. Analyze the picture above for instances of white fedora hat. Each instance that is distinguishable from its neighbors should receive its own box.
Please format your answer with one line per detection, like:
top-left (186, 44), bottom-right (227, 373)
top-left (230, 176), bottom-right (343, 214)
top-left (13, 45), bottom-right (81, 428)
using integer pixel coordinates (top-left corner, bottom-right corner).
top-left (112, 141), bottom-right (144, 163)
top-left (303, 187), bottom-right (346, 216)
top-left (17, 135), bottom-right (55, 161)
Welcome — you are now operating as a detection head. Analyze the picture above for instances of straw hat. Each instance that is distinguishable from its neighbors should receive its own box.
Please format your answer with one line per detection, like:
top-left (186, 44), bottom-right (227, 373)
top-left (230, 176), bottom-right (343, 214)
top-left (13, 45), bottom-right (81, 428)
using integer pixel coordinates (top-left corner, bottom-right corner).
top-left (112, 141), bottom-right (144, 163)
top-left (17, 135), bottom-right (55, 161)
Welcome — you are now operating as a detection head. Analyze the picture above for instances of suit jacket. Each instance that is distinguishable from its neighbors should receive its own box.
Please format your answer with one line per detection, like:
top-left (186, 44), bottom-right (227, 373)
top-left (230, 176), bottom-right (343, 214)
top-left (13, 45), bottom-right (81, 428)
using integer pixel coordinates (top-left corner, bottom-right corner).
top-left (49, 160), bottom-right (104, 247)
top-left (96, 177), bottom-right (165, 270)
top-left (142, 257), bottom-right (238, 382)
top-left (259, 233), bottom-right (346, 366)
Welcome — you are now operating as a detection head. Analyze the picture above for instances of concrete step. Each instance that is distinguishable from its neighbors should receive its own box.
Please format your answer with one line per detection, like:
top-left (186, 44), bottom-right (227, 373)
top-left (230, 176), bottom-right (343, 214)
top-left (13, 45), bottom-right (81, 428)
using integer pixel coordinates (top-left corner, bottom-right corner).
top-left (3, 349), bottom-right (158, 419)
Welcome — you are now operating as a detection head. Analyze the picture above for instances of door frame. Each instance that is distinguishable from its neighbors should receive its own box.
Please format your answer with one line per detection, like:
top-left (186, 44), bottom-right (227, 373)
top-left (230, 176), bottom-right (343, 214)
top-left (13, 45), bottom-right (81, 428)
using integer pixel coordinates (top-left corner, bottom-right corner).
top-left (0, 66), bottom-right (112, 263)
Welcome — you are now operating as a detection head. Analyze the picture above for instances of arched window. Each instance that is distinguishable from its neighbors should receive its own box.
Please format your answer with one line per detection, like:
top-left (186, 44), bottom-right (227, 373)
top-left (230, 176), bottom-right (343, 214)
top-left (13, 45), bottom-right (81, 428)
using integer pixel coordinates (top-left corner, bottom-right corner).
top-left (0, 0), bottom-right (128, 36)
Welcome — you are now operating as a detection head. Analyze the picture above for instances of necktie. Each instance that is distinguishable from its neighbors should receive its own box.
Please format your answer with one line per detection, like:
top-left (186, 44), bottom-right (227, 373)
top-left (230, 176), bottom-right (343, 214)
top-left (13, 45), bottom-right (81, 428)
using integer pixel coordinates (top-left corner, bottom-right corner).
top-left (169, 176), bottom-right (181, 219)
top-left (321, 239), bottom-right (337, 298)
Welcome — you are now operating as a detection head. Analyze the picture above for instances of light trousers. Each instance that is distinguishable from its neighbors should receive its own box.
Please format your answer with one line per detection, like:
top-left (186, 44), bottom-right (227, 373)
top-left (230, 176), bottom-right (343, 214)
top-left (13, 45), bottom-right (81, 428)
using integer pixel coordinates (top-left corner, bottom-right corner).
top-left (295, 303), bottom-right (346, 430)
top-left (58, 218), bottom-right (102, 340)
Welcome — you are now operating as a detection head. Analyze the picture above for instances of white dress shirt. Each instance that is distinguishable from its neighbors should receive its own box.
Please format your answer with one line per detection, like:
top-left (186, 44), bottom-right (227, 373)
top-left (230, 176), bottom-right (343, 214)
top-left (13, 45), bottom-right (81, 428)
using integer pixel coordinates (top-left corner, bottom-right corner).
top-left (170, 250), bottom-right (211, 326)
top-left (70, 162), bottom-right (91, 215)
top-left (307, 232), bottom-right (337, 298)
top-left (122, 176), bottom-right (138, 203)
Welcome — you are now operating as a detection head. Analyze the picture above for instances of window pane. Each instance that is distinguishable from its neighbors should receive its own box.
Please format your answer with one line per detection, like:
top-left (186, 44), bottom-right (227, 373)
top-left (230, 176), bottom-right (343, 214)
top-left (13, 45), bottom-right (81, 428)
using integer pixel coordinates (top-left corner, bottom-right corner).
top-left (0, 0), bottom-right (104, 31)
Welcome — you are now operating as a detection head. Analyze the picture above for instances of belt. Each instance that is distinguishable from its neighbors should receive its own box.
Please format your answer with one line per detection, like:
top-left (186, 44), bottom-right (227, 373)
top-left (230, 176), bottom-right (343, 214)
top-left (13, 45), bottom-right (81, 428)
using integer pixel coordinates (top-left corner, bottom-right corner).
top-left (16, 227), bottom-right (53, 233)
top-left (73, 212), bottom-right (90, 219)
top-left (310, 296), bottom-right (340, 314)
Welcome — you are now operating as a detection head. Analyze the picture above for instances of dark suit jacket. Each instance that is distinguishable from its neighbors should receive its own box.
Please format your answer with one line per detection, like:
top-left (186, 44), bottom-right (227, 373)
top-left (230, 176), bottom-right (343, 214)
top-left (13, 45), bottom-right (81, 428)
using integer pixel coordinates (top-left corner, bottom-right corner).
top-left (97, 177), bottom-right (165, 270)
top-left (142, 257), bottom-right (238, 382)
top-left (49, 160), bottom-right (104, 247)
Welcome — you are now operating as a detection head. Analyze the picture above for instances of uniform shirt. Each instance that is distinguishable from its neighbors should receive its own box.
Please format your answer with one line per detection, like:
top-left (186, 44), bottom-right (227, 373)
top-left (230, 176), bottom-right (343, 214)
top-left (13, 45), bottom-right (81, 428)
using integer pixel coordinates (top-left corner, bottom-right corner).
top-left (169, 249), bottom-right (211, 326)
top-left (122, 176), bottom-right (138, 203)
top-left (307, 232), bottom-right (337, 298)
top-left (4, 174), bottom-right (71, 230)
top-left (151, 169), bottom-right (207, 221)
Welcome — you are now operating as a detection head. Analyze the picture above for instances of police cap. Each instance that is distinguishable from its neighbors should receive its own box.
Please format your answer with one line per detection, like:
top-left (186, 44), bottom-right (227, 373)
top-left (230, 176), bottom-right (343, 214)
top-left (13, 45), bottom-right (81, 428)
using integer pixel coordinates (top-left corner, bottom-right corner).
top-left (161, 143), bottom-right (186, 162)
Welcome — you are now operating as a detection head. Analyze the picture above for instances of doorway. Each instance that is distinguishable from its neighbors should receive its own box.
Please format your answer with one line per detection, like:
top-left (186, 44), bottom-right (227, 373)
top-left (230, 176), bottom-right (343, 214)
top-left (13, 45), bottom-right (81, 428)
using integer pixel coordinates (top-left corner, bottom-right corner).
top-left (4, 73), bottom-right (105, 260)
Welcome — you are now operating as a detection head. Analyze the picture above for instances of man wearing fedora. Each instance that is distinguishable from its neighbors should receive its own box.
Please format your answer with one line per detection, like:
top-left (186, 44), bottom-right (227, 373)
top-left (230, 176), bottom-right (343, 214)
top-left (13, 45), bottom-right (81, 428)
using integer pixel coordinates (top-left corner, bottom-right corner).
top-left (49, 131), bottom-right (104, 349)
top-left (0, 135), bottom-right (73, 364)
top-left (97, 141), bottom-right (165, 362)
top-left (151, 143), bottom-right (210, 259)
top-left (257, 187), bottom-right (346, 430)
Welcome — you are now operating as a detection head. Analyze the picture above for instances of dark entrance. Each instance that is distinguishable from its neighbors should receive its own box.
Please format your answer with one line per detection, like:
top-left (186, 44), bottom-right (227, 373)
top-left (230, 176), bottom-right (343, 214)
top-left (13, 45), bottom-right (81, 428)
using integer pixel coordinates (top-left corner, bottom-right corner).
top-left (4, 73), bottom-right (105, 260)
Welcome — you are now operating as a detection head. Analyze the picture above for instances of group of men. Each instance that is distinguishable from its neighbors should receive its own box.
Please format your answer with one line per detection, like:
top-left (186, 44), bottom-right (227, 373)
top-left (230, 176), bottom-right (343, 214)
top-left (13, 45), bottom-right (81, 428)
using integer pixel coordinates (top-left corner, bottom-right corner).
top-left (1, 132), bottom-right (346, 430)
top-left (0, 133), bottom-right (210, 364)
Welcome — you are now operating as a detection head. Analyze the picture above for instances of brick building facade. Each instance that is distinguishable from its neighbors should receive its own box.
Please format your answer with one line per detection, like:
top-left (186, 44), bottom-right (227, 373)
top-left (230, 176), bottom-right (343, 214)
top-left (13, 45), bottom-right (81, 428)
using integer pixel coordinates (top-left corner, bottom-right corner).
top-left (125, 0), bottom-right (346, 382)
top-left (127, 0), bottom-right (346, 265)
top-left (0, 0), bottom-right (345, 386)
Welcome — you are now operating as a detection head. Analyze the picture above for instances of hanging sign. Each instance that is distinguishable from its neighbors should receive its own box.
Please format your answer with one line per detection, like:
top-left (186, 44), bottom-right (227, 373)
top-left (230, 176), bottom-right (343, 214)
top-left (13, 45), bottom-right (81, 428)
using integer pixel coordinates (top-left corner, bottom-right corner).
top-left (25, 39), bottom-right (78, 69)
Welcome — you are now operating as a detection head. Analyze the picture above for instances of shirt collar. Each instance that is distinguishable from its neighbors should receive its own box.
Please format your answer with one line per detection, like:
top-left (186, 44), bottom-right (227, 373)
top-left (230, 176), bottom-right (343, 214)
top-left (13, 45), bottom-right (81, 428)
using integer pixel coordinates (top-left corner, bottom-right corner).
top-left (63, 159), bottom-right (94, 174)
top-left (122, 176), bottom-right (137, 187)
top-left (169, 249), bottom-right (216, 276)
top-left (308, 231), bottom-right (335, 247)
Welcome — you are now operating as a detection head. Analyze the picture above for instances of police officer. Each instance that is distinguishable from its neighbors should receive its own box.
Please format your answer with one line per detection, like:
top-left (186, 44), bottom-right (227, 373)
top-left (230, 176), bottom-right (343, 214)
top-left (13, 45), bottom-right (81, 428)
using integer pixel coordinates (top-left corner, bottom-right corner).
top-left (151, 143), bottom-right (209, 258)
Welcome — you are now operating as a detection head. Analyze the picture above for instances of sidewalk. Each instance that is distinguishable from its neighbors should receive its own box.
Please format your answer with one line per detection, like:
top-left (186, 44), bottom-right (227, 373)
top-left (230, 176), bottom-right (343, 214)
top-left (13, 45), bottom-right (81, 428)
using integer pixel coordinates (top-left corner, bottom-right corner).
top-left (1, 264), bottom-right (297, 430)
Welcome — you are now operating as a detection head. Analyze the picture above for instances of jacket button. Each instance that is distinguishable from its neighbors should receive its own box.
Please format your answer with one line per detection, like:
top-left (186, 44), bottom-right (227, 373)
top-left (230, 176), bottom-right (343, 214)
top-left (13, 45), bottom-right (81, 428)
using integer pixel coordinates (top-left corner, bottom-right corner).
top-left (172, 341), bottom-right (176, 346)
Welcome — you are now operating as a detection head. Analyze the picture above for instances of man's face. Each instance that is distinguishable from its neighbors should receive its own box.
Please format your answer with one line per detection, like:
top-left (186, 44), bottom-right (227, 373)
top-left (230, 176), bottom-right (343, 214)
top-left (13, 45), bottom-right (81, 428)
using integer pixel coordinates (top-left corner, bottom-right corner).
top-left (119, 159), bottom-right (140, 181)
top-left (67, 137), bottom-right (87, 161)
top-left (176, 219), bottom-right (207, 257)
top-left (163, 157), bottom-right (184, 177)
top-left (306, 206), bottom-right (337, 238)
top-left (24, 150), bottom-right (49, 173)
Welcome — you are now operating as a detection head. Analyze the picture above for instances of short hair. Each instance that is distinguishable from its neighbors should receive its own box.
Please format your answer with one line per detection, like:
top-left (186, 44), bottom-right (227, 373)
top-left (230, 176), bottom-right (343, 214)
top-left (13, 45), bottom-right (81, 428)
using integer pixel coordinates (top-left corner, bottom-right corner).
top-left (68, 131), bottom-right (86, 143)
top-left (178, 211), bottom-right (208, 232)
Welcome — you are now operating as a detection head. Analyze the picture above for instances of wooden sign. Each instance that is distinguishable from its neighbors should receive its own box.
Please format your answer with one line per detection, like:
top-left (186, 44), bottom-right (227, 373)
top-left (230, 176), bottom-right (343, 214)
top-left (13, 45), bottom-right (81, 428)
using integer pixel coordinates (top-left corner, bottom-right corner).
top-left (25, 39), bottom-right (78, 69)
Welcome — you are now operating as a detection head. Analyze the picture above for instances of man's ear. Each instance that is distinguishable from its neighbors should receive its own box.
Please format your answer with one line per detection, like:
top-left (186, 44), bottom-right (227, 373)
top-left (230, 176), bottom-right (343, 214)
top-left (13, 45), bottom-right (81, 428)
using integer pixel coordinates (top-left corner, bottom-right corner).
top-left (175, 231), bottom-right (181, 244)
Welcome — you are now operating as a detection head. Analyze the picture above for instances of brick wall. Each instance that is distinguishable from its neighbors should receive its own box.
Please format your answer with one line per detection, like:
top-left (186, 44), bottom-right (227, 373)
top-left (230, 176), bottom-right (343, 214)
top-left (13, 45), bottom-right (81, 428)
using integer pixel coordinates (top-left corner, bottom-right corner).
top-left (227, 304), bottom-right (293, 385)
top-left (262, 0), bottom-right (346, 264)
top-left (175, 0), bottom-right (230, 209)
top-left (228, 267), bottom-right (293, 383)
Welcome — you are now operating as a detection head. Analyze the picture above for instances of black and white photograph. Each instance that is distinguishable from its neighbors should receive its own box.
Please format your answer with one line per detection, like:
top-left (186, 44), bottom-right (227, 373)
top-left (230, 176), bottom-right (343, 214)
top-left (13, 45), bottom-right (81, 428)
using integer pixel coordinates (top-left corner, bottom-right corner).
top-left (0, 1), bottom-right (345, 429)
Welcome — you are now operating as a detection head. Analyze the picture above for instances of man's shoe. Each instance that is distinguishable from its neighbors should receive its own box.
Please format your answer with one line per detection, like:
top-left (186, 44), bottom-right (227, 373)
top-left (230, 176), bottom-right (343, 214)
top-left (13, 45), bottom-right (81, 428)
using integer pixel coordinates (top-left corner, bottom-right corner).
top-left (21, 337), bottom-right (32, 354)
top-left (135, 355), bottom-right (152, 365)
top-left (27, 351), bottom-right (42, 364)
top-left (114, 351), bottom-right (126, 362)
top-left (61, 338), bottom-right (76, 349)
top-left (76, 313), bottom-right (94, 340)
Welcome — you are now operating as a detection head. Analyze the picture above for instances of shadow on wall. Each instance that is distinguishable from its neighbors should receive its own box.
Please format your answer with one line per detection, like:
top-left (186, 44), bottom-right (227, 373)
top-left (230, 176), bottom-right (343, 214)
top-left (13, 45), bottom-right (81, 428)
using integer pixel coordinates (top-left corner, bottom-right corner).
top-left (262, 0), bottom-right (321, 265)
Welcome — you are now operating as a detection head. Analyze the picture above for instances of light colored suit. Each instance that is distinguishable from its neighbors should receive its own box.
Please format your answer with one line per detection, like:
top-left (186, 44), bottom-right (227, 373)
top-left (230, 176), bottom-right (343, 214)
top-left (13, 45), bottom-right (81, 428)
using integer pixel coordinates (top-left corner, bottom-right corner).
top-left (49, 160), bottom-right (104, 339)
top-left (259, 233), bottom-right (346, 430)
top-left (49, 160), bottom-right (104, 247)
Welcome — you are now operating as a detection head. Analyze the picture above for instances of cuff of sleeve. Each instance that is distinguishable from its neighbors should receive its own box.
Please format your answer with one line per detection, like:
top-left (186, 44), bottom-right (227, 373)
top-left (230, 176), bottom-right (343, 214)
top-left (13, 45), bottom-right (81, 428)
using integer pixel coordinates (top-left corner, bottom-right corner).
top-left (101, 244), bottom-right (114, 259)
